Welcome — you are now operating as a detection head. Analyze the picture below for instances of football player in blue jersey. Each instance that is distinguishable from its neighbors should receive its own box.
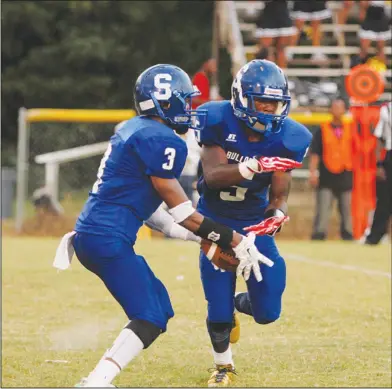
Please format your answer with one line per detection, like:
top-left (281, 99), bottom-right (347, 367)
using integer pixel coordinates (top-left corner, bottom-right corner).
top-left (194, 59), bottom-right (312, 387)
top-left (54, 64), bottom-right (282, 388)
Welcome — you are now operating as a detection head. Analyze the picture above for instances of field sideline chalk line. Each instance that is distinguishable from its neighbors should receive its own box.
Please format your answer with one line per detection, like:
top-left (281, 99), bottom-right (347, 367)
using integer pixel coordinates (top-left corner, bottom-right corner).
top-left (284, 253), bottom-right (391, 279)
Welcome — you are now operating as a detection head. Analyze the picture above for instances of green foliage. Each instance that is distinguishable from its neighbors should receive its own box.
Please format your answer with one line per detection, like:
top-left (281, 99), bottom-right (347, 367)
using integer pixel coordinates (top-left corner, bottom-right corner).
top-left (1, 0), bottom-right (227, 165)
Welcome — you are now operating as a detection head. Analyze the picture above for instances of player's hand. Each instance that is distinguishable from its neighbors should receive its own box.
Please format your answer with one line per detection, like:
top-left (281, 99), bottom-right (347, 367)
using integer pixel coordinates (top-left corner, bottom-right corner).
top-left (212, 262), bottom-right (226, 272)
top-left (256, 156), bottom-right (302, 173)
top-left (244, 215), bottom-right (289, 236)
top-left (185, 230), bottom-right (202, 243)
top-left (232, 233), bottom-right (274, 282)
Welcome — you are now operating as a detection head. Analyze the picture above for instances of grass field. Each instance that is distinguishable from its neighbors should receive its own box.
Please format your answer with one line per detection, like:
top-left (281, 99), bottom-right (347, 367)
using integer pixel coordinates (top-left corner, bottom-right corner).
top-left (2, 236), bottom-right (391, 387)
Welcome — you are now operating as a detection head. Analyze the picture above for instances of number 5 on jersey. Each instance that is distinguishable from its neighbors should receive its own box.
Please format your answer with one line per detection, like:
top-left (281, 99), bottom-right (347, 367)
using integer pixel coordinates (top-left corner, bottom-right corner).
top-left (162, 147), bottom-right (176, 170)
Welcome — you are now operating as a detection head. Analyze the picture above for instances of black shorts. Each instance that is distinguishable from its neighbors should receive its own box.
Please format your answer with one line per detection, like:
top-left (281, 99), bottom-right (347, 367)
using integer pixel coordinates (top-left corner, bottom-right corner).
top-left (255, 0), bottom-right (297, 38)
top-left (291, 0), bottom-right (331, 21)
top-left (359, 5), bottom-right (391, 41)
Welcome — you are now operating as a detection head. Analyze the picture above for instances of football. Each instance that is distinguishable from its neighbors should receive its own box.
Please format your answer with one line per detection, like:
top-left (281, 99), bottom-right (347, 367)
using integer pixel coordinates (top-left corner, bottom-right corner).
top-left (200, 239), bottom-right (239, 272)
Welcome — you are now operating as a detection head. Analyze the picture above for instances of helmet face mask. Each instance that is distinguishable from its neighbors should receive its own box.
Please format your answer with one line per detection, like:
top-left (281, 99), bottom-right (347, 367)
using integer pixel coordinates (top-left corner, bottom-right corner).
top-left (231, 60), bottom-right (291, 136)
top-left (134, 64), bottom-right (206, 134)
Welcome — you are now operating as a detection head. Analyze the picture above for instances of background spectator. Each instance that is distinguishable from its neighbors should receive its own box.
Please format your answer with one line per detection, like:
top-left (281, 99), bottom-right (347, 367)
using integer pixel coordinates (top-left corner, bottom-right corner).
top-left (336, 1), bottom-right (358, 46)
top-left (254, 0), bottom-right (296, 69)
top-left (309, 98), bottom-right (354, 241)
top-left (363, 102), bottom-right (391, 245)
top-left (337, 0), bottom-right (356, 25)
top-left (357, 0), bottom-right (391, 66)
top-left (290, 0), bottom-right (332, 61)
top-left (191, 58), bottom-right (222, 109)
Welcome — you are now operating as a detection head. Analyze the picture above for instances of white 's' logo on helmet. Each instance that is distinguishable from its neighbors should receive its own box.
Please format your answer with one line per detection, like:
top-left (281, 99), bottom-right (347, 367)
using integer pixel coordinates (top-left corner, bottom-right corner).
top-left (232, 63), bottom-right (250, 108)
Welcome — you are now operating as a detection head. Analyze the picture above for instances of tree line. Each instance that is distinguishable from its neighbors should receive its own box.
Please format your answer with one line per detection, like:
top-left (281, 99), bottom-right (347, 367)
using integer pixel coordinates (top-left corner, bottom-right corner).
top-left (1, 0), bottom-right (232, 166)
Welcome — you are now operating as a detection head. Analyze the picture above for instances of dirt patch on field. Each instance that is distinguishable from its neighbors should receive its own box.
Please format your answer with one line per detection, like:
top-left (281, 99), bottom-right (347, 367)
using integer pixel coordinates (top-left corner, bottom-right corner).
top-left (3, 213), bottom-right (76, 237)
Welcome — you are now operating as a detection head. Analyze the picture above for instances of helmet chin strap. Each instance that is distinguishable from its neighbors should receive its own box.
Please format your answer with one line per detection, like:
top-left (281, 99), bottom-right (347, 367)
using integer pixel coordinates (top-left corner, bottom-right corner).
top-left (173, 124), bottom-right (189, 135)
top-left (253, 121), bottom-right (266, 131)
top-left (149, 92), bottom-right (189, 134)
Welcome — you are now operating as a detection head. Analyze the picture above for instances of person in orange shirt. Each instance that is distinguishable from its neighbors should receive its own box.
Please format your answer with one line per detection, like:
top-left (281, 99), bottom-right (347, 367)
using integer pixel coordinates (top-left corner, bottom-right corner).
top-left (191, 58), bottom-right (222, 109)
top-left (309, 98), bottom-right (354, 241)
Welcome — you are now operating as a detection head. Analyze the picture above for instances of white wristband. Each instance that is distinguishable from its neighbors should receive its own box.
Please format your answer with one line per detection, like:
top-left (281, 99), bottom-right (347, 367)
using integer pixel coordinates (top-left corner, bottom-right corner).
top-left (238, 158), bottom-right (261, 180)
top-left (168, 200), bottom-right (196, 223)
top-left (275, 209), bottom-right (286, 218)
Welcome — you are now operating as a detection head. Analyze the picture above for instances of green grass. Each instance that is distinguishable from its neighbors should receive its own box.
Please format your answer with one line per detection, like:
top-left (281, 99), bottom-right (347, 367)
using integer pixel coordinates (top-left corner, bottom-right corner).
top-left (2, 237), bottom-right (391, 387)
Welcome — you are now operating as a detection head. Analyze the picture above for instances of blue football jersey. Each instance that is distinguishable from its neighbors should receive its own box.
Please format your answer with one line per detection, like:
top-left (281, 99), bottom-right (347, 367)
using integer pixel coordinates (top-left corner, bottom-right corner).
top-left (75, 116), bottom-right (188, 245)
top-left (196, 101), bottom-right (312, 221)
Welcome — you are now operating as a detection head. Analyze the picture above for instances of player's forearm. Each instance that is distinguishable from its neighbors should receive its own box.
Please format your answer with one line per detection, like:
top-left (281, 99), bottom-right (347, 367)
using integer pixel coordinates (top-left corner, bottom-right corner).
top-left (266, 172), bottom-right (291, 215)
top-left (145, 206), bottom-right (201, 243)
top-left (180, 211), bottom-right (204, 233)
top-left (203, 163), bottom-right (245, 189)
top-left (180, 212), bottom-right (243, 249)
top-left (266, 194), bottom-right (289, 216)
top-left (266, 198), bottom-right (288, 215)
top-left (202, 145), bottom-right (249, 189)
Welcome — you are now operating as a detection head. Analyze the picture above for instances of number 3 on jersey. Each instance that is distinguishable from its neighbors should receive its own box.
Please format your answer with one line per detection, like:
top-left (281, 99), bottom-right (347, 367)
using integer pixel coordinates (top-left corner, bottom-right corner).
top-left (220, 186), bottom-right (248, 202)
top-left (162, 147), bottom-right (176, 170)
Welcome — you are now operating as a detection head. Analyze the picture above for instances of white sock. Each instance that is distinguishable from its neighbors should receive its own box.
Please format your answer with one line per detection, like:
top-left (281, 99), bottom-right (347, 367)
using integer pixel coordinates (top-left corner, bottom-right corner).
top-left (87, 327), bottom-right (144, 385)
top-left (212, 346), bottom-right (234, 367)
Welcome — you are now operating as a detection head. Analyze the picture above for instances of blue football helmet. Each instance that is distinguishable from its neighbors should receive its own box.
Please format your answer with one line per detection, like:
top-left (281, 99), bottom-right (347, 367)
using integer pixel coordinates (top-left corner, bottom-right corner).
top-left (134, 64), bottom-right (206, 134)
top-left (231, 60), bottom-right (291, 135)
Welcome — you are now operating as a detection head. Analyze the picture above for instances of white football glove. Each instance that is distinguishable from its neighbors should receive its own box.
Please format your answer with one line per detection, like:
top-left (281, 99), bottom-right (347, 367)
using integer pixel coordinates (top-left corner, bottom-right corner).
top-left (232, 233), bottom-right (274, 282)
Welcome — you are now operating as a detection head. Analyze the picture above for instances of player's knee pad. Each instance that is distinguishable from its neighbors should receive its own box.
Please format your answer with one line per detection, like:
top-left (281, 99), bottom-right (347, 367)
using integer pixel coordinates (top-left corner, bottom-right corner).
top-left (206, 319), bottom-right (232, 353)
top-left (253, 310), bottom-right (280, 325)
top-left (126, 319), bottom-right (162, 349)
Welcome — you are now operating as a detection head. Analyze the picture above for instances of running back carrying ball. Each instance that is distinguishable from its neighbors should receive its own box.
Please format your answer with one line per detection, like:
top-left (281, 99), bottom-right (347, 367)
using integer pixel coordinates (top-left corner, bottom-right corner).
top-left (201, 239), bottom-right (239, 272)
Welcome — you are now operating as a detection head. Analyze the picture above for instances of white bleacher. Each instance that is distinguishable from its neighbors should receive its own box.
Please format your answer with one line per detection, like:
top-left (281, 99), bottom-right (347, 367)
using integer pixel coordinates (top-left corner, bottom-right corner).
top-left (239, 22), bottom-right (360, 34)
top-left (244, 45), bottom-right (392, 56)
top-left (235, 1), bottom-right (350, 13)
top-left (216, 1), bottom-right (392, 103)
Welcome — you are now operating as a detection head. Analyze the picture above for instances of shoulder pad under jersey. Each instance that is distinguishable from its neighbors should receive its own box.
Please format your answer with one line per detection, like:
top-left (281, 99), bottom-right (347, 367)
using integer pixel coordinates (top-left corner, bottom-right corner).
top-left (197, 100), bottom-right (233, 127)
top-left (281, 117), bottom-right (313, 152)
